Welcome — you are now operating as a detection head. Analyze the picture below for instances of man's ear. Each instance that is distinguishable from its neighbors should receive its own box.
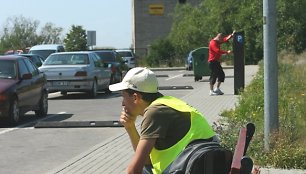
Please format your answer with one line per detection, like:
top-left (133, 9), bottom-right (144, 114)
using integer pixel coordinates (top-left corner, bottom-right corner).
top-left (133, 92), bottom-right (142, 103)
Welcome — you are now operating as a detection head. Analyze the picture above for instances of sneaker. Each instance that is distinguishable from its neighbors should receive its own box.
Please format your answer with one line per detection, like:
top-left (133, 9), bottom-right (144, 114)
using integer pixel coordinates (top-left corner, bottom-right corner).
top-left (209, 91), bottom-right (218, 96)
top-left (214, 88), bottom-right (224, 95)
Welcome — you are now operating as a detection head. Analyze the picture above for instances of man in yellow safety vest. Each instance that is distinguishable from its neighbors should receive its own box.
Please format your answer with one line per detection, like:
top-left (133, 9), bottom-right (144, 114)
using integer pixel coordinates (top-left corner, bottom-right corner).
top-left (109, 67), bottom-right (217, 174)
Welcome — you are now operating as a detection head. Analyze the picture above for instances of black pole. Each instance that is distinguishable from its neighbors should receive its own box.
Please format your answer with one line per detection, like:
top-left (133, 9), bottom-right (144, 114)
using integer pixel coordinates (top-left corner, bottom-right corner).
top-left (233, 31), bottom-right (245, 95)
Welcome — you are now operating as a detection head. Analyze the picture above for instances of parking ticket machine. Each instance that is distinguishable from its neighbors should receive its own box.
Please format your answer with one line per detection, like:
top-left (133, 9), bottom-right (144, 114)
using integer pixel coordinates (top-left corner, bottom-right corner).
top-left (233, 31), bottom-right (245, 95)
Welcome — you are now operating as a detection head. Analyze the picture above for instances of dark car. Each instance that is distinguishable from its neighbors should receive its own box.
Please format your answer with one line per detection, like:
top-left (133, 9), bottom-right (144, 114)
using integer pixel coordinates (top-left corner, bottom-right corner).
top-left (0, 55), bottom-right (48, 125)
top-left (19, 54), bottom-right (44, 67)
top-left (91, 50), bottom-right (125, 84)
top-left (116, 49), bottom-right (136, 69)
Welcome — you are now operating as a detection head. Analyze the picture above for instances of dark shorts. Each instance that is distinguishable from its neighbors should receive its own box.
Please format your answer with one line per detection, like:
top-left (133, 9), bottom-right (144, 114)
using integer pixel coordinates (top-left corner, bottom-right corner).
top-left (208, 61), bottom-right (225, 84)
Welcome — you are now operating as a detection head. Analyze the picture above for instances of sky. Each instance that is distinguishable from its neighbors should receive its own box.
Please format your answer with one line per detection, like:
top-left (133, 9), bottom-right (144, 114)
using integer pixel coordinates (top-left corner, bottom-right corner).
top-left (0, 0), bottom-right (132, 49)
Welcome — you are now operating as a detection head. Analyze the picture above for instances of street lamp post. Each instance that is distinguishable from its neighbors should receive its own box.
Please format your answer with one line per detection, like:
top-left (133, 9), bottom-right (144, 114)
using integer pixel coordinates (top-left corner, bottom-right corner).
top-left (263, 0), bottom-right (279, 151)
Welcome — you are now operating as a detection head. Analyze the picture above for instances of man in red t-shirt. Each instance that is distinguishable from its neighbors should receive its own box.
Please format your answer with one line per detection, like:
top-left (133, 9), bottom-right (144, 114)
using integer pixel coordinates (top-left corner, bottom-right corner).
top-left (208, 31), bottom-right (235, 96)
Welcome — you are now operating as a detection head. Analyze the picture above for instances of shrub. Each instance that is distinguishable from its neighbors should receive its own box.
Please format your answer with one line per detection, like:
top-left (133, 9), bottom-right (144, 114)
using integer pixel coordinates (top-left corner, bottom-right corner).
top-left (216, 52), bottom-right (306, 169)
top-left (145, 38), bottom-right (175, 67)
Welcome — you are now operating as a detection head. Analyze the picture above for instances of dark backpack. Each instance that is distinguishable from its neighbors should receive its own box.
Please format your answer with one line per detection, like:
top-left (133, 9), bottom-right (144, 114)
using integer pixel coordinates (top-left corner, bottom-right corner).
top-left (167, 140), bottom-right (233, 174)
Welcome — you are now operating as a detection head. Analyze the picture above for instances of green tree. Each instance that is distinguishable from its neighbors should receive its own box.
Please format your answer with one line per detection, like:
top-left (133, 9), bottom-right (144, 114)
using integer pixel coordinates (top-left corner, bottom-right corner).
top-left (277, 0), bottom-right (306, 53)
top-left (226, 0), bottom-right (268, 64)
top-left (0, 16), bottom-right (40, 52)
top-left (64, 25), bottom-right (87, 51)
top-left (0, 16), bottom-right (64, 54)
top-left (169, 4), bottom-right (210, 58)
top-left (39, 22), bottom-right (64, 44)
top-left (168, 0), bottom-right (306, 64)
top-left (146, 38), bottom-right (175, 67)
top-left (226, 0), bottom-right (263, 64)
top-left (168, 1), bottom-right (241, 64)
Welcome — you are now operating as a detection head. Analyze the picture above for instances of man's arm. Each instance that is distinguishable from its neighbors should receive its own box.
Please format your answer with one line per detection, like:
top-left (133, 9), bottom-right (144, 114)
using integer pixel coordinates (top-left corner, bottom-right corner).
top-left (127, 138), bottom-right (156, 174)
top-left (223, 30), bottom-right (236, 42)
top-left (120, 108), bottom-right (140, 151)
top-left (125, 124), bottom-right (140, 151)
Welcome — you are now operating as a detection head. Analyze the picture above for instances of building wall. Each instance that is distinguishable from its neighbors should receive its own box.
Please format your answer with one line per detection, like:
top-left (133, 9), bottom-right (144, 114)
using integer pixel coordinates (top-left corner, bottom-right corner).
top-left (132, 0), bottom-right (200, 57)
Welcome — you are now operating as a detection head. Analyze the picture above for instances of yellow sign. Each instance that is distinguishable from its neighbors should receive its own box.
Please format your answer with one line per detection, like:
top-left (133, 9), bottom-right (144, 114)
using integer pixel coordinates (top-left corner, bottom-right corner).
top-left (149, 4), bottom-right (164, 15)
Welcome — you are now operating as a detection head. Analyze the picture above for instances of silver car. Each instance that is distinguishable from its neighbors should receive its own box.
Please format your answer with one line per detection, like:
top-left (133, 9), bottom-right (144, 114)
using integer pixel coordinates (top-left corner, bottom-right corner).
top-left (38, 51), bottom-right (111, 98)
top-left (116, 49), bottom-right (136, 69)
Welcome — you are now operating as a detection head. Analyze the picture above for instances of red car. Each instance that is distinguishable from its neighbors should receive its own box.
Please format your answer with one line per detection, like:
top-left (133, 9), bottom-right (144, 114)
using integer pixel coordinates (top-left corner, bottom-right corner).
top-left (0, 55), bottom-right (48, 125)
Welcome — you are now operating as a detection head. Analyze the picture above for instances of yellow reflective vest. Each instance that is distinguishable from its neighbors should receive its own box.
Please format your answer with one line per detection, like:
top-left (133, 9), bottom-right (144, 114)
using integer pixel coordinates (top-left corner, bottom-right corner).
top-left (149, 96), bottom-right (215, 174)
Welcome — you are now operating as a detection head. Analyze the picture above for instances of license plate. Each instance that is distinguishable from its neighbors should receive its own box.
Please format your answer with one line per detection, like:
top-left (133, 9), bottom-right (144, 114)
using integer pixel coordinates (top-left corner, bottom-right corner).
top-left (54, 81), bottom-right (68, 86)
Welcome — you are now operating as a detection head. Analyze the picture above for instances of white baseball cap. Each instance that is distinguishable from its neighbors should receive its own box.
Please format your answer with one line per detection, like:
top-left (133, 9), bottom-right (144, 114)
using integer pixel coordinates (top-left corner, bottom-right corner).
top-left (109, 67), bottom-right (159, 93)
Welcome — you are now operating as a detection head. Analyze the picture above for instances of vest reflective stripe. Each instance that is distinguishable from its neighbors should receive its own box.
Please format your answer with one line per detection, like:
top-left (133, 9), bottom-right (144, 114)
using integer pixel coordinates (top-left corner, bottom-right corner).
top-left (149, 96), bottom-right (215, 174)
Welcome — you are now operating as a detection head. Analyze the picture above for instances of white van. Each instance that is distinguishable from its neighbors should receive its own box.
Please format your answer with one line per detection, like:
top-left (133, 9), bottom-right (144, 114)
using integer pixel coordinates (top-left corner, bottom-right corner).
top-left (28, 44), bottom-right (65, 60)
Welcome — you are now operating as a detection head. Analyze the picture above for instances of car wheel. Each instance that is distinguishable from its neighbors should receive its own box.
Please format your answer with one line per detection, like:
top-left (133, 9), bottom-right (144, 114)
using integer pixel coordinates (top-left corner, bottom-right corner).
top-left (8, 97), bottom-right (20, 125)
top-left (194, 75), bottom-right (202, 81)
top-left (195, 76), bottom-right (199, 81)
top-left (89, 80), bottom-right (97, 98)
top-left (35, 91), bottom-right (48, 117)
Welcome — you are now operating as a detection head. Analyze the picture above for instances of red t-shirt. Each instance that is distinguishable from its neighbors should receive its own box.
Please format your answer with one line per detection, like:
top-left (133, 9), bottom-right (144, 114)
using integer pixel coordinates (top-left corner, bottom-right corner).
top-left (208, 34), bottom-right (233, 62)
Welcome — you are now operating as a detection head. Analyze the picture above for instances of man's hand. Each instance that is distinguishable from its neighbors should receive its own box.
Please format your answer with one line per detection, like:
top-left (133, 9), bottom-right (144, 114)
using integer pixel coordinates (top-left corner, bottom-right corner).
top-left (252, 165), bottom-right (261, 174)
top-left (232, 30), bottom-right (236, 36)
top-left (120, 107), bottom-right (137, 129)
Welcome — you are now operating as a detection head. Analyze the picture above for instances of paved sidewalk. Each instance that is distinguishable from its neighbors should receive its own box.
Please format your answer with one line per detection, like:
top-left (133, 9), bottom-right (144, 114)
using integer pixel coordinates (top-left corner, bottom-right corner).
top-left (47, 65), bottom-right (306, 174)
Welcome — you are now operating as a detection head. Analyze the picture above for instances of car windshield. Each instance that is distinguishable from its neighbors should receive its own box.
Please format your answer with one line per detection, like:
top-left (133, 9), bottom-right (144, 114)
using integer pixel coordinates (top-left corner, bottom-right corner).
top-left (0, 60), bottom-right (17, 79)
top-left (44, 54), bottom-right (89, 65)
top-left (117, 51), bottom-right (132, 57)
top-left (95, 52), bottom-right (115, 62)
top-left (29, 50), bottom-right (56, 60)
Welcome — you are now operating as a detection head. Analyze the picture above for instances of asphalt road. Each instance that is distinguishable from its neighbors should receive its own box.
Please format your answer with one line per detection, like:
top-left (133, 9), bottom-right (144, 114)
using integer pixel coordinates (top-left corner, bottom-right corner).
top-left (0, 69), bottom-right (206, 174)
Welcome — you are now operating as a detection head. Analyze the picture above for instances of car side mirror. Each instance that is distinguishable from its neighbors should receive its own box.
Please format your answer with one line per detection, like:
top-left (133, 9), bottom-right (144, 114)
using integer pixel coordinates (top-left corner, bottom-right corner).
top-left (103, 63), bottom-right (112, 68)
top-left (120, 57), bottom-right (127, 63)
top-left (37, 62), bottom-right (42, 67)
top-left (22, 73), bottom-right (32, 80)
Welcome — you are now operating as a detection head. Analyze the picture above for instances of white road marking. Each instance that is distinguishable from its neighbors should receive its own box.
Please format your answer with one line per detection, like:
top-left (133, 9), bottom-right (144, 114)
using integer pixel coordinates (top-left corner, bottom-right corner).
top-left (165, 74), bottom-right (183, 81)
top-left (0, 127), bottom-right (19, 135)
top-left (0, 112), bottom-right (67, 135)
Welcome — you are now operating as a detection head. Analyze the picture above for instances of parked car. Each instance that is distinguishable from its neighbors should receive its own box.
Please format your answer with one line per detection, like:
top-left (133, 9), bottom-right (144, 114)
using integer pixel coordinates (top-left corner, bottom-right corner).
top-left (0, 55), bottom-right (48, 125)
top-left (28, 44), bottom-right (65, 60)
top-left (38, 51), bottom-right (111, 98)
top-left (185, 51), bottom-right (193, 71)
top-left (91, 50), bottom-right (125, 84)
top-left (19, 54), bottom-right (44, 67)
top-left (116, 49), bottom-right (136, 69)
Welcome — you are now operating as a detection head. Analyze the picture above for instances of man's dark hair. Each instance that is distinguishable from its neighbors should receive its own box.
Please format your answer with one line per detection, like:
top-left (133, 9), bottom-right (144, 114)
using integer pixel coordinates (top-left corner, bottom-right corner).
top-left (125, 89), bottom-right (163, 103)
